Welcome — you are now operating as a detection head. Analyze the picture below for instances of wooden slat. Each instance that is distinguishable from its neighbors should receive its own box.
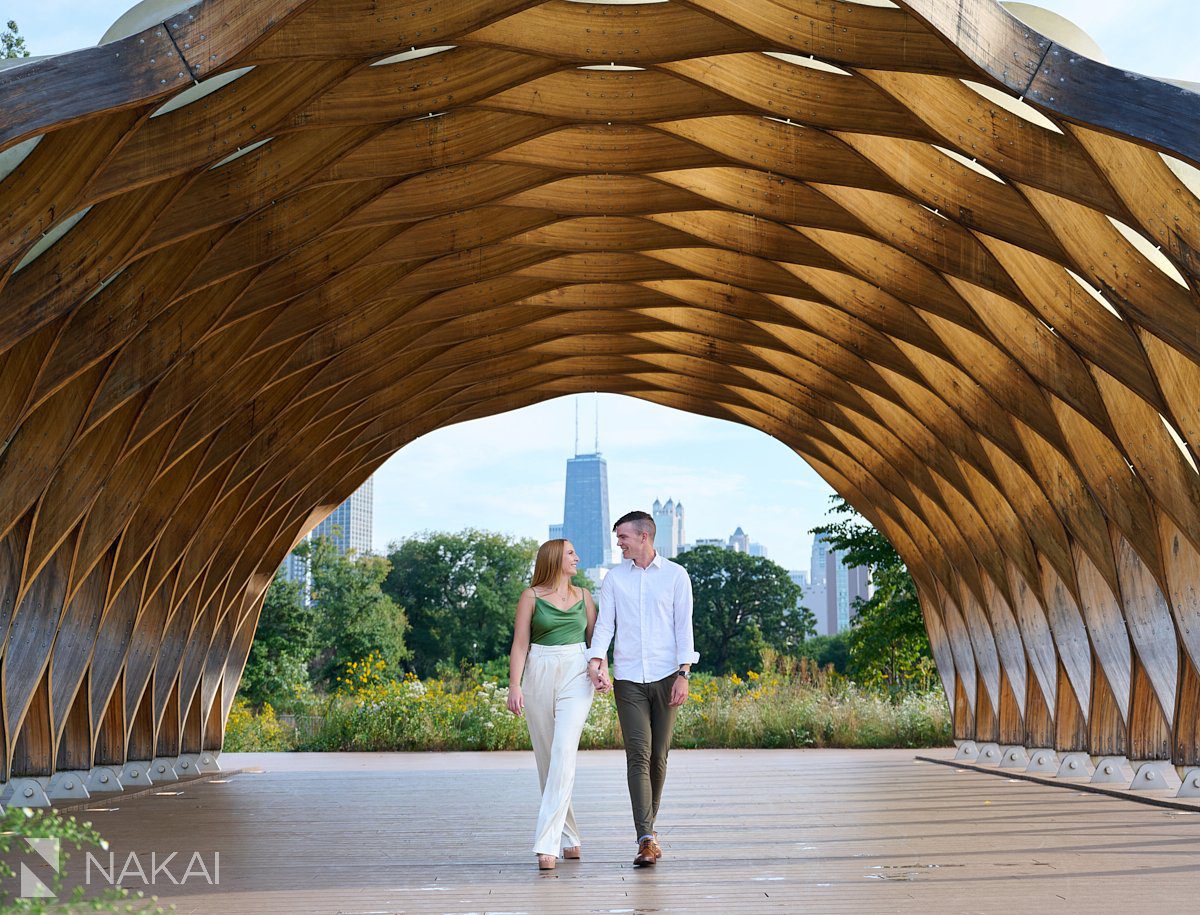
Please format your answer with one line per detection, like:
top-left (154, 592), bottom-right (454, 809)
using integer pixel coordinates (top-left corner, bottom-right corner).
top-left (57, 749), bottom-right (1200, 911)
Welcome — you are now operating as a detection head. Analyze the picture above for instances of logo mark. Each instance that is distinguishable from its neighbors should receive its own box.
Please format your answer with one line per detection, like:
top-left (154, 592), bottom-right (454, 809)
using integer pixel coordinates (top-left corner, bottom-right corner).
top-left (21, 836), bottom-right (60, 898)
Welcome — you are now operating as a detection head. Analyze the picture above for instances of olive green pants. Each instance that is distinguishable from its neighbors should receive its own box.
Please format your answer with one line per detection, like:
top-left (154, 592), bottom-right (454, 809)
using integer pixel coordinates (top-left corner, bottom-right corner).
top-left (614, 674), bottom-right (680, 840)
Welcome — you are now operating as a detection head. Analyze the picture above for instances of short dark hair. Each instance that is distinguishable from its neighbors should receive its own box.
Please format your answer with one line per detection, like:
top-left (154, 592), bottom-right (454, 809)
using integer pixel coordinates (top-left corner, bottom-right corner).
top-left (614, 510), bottom-right (656, 538)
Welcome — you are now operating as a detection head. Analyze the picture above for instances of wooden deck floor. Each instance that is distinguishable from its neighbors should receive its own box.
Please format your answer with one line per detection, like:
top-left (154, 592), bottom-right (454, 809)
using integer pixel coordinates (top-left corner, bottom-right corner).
top-left (52, 748), bottom-right (1200, 913)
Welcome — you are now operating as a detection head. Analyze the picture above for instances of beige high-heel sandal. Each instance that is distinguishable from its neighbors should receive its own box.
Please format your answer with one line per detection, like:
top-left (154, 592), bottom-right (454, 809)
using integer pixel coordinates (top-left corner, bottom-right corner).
top-left (537, 854), bottom-right (556, 870)
top-left (562, 846), bottom-right (581, 860)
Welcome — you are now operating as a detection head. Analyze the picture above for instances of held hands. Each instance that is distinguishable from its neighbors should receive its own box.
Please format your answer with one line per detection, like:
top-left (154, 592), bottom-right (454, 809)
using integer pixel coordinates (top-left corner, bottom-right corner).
top-left (506, 685), bottom-right (524, 717)
top-left (588, 662), bottom-right (612, 693)
top-left (669, 674), bottom-right (689, 707)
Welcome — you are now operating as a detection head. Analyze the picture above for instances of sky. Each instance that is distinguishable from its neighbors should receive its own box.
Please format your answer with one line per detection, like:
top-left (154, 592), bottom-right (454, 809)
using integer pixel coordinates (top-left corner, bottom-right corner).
top-left (7, 1), bottom-right (1197, 569)
top-left (13, 1), bottom-right (1200, 81)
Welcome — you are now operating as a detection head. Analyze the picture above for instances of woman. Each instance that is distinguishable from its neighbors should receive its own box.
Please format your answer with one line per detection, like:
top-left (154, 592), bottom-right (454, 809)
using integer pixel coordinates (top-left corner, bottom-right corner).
top-left (507, 539), bottom-right (597, 870)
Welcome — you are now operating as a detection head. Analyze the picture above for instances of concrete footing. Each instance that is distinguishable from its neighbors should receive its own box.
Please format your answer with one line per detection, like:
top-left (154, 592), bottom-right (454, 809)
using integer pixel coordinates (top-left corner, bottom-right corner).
top-left (1025, 749), bottom-right (1058, 774)
top-left (953, 740), bottom-right (980, 761)
top-left (1000, 746), bottom-right (1030, 768)
top-left (974, 742), bottom-right (1002, 765)
top-left (1090, 756), bottom-right (1134, 785)
top-left (44, 771), bottom-right (90, 801)
top-left (1056, 752), bottom-right (1094, 779)
top-left (120, 761), bottom-right (155, 787)
top-left (149, 757), bottom-right (180, 782)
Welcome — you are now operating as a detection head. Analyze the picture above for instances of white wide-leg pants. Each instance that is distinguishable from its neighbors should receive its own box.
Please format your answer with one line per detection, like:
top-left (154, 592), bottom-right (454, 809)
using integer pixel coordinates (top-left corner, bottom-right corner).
top-left (522, 642), bottom-right (595, 857)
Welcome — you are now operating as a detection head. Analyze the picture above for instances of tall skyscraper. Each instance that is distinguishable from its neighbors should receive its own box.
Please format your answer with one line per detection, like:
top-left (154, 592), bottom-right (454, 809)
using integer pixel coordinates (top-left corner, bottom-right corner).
top-left (652, 498), bottom-right (685, 558)
top-left (560, 452), bottom-right (612, 571)
top-left (550, 398), bottom-right (613, 572)
top-left (788, 570), bottom-right (810, 624)
top-left (281, 476), bottom-right (374, 588)
top-left (808, 531), bottom-right (869, 635)
top-left (313, 476), bottom-right (374, 556)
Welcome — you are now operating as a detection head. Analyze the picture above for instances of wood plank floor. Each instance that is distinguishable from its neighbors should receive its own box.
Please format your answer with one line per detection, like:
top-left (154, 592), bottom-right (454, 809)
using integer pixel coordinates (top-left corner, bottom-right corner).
top-left (50, 749), bottom-right (1200, 913)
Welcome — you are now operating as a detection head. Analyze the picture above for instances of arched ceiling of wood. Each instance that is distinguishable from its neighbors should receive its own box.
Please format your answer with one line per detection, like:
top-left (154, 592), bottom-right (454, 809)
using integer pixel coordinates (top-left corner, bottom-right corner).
top-left (1, 0), bottom-right (1200, 780)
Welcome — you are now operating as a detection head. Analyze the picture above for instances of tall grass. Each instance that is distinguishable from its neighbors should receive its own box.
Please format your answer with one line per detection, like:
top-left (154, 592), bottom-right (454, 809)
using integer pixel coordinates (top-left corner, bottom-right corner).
top-left (226, 651), bottom-right (951, 752)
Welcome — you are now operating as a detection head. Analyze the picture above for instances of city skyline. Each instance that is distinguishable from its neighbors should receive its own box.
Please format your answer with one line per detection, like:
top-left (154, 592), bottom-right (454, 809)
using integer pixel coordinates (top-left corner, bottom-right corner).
top-left (373, 393), bottom-right (836, 570)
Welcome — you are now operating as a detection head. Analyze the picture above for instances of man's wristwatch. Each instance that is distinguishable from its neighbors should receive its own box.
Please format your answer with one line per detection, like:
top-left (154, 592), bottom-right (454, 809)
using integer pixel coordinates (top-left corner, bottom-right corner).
top-left (676, 668), bottom-right (690, 680)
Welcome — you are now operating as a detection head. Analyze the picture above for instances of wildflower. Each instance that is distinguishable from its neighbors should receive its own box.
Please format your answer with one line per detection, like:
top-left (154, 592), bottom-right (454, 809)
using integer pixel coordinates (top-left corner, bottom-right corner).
top-left (747, 670), bottom-right (760, 681)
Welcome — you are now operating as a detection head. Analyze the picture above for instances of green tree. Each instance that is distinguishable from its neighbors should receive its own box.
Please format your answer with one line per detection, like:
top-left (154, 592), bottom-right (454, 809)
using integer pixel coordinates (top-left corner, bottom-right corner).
top-left (572, 568), bottom-right (596, 592)
top-left (796, 631), bottom-right (851, 674)
top-left (305, 536), bottom-right (408, 687)
top-left (811, 497), bottom-right (933, 689)
top-left (2, 20), bottom-right (29, 58)
top-left (675, 545), bottom-right (804, 675)
top-left (240, 575), bottom-right (316, 709)
top-left (383, 529), bottom-right (536, 676)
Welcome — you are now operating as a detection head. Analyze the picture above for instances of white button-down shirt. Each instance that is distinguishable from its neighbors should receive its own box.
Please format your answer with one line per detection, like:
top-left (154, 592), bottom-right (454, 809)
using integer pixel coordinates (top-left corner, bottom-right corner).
top-left (590, 552), bottom-right (700, 682)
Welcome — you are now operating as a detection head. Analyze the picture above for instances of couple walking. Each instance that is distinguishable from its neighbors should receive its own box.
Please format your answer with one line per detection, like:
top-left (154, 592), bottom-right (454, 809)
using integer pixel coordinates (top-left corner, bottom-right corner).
top-left (507, 509), bottom-right (698, 869)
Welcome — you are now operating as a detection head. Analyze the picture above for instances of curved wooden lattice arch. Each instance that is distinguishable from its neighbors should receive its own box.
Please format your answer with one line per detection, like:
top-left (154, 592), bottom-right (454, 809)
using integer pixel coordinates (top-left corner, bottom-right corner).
top-left (1, 0), bottom-right (1199, 784)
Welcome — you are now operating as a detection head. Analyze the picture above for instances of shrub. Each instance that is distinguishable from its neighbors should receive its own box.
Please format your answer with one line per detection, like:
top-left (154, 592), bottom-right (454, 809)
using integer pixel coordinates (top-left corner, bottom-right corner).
top-left (225, 652), bottom-right (951, 752)
top-left (223, 697), bottom-right (295, 752)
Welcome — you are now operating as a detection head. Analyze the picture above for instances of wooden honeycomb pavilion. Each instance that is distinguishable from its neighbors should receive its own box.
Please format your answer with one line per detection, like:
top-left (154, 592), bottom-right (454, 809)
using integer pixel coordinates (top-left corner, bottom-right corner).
top-left (1, 0), bottom-right (1200, 797)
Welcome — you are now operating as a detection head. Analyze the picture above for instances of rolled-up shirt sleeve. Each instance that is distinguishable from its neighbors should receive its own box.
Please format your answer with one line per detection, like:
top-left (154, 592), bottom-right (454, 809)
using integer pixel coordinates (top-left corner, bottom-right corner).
top-left (590, 572), bottom-right (616, 661)
top-left (674, 567), bottom-right (700, 666)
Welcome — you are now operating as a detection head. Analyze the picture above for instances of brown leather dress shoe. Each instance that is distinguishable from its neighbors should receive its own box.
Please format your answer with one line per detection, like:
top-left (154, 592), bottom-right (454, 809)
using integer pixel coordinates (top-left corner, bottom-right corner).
top-left (633, 837), bottom-right (662, 867)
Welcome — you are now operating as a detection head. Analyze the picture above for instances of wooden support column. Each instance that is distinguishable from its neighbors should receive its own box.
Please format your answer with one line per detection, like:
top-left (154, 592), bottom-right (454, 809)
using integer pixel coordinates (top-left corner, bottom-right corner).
top-left (1088, 654), bottom-right (1128, 757)
top-left (181, 686), bottom-right (204, 755)
top-left (975, 671), bottom-right (999, 743)
top-left (54, 685), bottom-right (91, 771)
top-left (998, 668), bottom-right (1024, 746)
top-left (155, 675), bottom-right (181, 759)
top-left (1055, 658), bottom-right (1089, 752)
top-left (204, 680), bottom-right (223, 752)
top-left (1129, 652), bottom-right (1172, 760)
top-left (126, 679), bottom-right (155, 761)
top-left (953, 677), bottom-right (974, 741)
top-left (1174, 650), bottom-right (1200, 766)
top-left (1024, 669), bottom-right (1054, 747)
top-left (11, 671), bottom-right (52, 777)
top-left (95, 671), bottom-right (127, 766)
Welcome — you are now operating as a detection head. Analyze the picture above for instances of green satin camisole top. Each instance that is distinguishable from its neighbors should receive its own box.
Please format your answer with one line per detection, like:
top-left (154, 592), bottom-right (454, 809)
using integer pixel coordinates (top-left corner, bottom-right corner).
top-left (530, 595), bottom-right (587, 645)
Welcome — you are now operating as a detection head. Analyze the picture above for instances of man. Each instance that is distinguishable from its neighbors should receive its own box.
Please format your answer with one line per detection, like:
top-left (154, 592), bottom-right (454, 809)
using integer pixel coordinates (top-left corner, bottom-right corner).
top-left (588, 510), bottom-right (698, 867)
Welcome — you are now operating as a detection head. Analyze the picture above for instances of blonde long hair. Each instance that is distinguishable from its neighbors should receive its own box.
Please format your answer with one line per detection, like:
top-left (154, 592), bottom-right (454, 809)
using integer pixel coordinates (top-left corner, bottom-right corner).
top-left (531, 539), bottom-right (579, 598)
